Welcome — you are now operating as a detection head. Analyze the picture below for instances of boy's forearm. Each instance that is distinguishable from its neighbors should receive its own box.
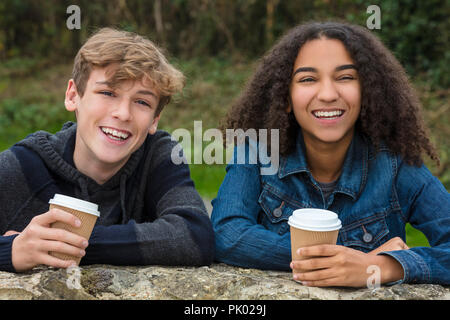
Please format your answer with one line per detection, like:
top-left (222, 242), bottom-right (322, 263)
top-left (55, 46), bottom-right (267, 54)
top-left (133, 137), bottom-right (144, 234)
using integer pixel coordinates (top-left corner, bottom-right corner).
top-left (82, 212), bottom-right (214, 267)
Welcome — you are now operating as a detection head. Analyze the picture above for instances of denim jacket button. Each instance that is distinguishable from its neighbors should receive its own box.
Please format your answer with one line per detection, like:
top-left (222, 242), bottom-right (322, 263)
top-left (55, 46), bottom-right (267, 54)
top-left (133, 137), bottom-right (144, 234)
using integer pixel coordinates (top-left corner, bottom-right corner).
top-left (273, 208), bottom-right (282, 218)
top-left (363, 232), bottom-right (373, 243)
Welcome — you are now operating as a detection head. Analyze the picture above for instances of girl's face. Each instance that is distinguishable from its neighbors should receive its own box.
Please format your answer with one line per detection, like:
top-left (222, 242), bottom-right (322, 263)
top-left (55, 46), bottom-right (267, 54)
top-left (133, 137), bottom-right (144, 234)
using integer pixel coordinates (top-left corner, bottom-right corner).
top-left (289, 38), bottom-right (361, 149)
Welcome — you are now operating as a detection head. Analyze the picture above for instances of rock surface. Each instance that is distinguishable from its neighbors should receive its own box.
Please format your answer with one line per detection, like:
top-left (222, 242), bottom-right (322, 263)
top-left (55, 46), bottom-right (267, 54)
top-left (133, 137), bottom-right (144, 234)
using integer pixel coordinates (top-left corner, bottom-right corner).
top-left (0, 263), bottom-right (449, 300)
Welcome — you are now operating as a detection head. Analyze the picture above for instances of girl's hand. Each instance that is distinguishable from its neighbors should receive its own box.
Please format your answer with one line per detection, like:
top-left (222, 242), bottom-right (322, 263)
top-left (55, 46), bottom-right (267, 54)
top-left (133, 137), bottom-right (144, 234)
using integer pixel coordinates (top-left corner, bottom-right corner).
top-left (10, 208), bottom-right (89, 272)
top-left (368, 237), bottom-right (409, 255)
top-left (290, 244), bottom-right (404, 288)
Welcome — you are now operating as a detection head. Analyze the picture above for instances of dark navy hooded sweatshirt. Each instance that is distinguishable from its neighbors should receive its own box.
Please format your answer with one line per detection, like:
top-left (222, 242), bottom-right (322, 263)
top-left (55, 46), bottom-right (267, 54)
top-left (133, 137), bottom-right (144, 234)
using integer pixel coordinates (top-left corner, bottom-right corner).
top-left (0, 122), bottom-right (214, 272)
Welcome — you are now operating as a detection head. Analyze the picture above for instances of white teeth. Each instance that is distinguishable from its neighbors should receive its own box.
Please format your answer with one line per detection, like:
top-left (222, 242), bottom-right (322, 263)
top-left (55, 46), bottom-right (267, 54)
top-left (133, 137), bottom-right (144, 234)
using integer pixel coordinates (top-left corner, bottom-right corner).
top-left (101, 127), bottom-right (129, 140)
top-left (313, 110), bottom-right (344, 118)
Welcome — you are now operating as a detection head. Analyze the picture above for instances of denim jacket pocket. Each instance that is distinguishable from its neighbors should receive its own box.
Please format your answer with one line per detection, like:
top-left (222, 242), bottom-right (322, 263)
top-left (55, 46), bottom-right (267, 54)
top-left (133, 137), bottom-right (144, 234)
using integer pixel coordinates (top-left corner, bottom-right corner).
top-left (339, 212), bottom-right (390, 252)
top-left (258, 185), bottom-right (300, 236)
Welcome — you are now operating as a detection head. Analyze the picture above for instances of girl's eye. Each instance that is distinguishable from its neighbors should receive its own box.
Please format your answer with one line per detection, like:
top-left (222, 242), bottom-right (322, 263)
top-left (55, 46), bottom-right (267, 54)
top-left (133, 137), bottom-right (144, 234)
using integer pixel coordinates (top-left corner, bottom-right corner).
top-left (298, 77), bottom-right (316, 83)
top-left (337, 75), bottom-right (355, 81)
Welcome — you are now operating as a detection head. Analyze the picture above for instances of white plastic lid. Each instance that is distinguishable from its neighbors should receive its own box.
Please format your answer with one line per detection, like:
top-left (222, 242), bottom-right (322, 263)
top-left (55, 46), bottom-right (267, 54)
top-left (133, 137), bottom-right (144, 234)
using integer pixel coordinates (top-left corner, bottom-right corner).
top-left (288, 208), bottom-right (341, 232)
top-left (49, 194), bottom-right (100, 217)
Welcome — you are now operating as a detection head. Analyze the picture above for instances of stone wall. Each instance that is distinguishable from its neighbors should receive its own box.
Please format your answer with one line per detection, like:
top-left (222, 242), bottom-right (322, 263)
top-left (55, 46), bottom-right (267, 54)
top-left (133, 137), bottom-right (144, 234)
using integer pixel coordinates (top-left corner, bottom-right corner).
top-left (0, 264), bottom-right (449, 300)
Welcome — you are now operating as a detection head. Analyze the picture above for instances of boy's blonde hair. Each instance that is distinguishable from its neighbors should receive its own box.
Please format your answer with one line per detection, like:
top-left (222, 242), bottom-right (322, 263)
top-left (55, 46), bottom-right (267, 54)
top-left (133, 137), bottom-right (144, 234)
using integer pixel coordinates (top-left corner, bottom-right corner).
top-left (72, 27), bottom-right (185, 115)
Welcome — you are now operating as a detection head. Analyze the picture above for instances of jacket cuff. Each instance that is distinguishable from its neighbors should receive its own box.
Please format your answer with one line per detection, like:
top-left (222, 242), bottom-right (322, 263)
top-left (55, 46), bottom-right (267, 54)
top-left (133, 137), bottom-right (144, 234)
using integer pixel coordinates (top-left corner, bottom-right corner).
top-left (378, 249), bottom-right (430, 284)
top-left (0, 234), bottom-right (19, 273)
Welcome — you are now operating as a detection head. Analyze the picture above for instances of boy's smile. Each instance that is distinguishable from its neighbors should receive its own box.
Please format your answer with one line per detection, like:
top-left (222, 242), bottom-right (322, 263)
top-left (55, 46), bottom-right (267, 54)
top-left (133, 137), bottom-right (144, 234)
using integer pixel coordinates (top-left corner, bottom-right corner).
top-left (100, 126), bottom-right (131, 143)
top-left (64, 65), bottom-right (161, 184)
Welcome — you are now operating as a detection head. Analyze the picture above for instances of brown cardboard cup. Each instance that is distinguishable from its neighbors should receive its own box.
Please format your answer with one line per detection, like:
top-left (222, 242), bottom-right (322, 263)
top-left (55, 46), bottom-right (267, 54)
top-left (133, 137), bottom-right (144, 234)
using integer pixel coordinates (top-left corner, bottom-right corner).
top-left (48, 194), bottom-right (100, 265)
top-left (288, 209), bottom-right (341, 281)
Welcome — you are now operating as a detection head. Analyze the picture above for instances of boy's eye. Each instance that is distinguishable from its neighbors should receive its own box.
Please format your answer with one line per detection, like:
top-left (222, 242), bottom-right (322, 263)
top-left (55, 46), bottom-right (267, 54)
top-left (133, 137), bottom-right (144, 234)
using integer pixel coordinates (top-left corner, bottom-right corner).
top-left (100, 91), bottom-right (115, 97)
top-left (136, 100), bottom-right (150, 107)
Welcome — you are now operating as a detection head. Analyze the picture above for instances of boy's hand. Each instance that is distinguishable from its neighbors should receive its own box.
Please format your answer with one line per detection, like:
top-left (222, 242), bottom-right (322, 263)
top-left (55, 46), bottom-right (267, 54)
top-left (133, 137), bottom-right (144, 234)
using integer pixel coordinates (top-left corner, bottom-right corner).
top-left (3, 230), bottom-right (20, 236)
top-left (290, 244), bottom-right (404, 288)
top-left (10, 208), bottom-right (89, 272)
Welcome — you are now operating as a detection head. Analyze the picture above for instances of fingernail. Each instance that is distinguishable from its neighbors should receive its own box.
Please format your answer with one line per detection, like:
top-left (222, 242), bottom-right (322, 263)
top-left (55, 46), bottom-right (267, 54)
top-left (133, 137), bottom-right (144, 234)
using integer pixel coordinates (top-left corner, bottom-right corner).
top-left (297, 248), bottom-right (302, 255)
top-left (82, 240), bottom-right (88, 247)
top-left (75, 219), bottom-right (81, 227)
top-left (80, 250), bottom-right (85, 256)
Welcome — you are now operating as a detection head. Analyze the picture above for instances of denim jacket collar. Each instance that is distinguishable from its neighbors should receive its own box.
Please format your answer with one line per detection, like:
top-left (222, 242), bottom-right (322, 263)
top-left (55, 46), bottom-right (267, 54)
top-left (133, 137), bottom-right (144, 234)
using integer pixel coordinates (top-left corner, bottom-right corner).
top-left (278, 130), bottom-right (368, 200)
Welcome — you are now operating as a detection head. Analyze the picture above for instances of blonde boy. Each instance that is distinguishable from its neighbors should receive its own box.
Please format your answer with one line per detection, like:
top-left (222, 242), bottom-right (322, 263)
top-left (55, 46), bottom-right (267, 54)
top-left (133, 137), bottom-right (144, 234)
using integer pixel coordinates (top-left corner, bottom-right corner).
top-left (0, 28), bottom-right (214, 272)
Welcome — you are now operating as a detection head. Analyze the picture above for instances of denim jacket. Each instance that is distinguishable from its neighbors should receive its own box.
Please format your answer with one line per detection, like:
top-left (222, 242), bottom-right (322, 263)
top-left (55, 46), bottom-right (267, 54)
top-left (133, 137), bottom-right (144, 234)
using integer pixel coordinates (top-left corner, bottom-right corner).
top-left (211, 131), bottom-right (450, 285)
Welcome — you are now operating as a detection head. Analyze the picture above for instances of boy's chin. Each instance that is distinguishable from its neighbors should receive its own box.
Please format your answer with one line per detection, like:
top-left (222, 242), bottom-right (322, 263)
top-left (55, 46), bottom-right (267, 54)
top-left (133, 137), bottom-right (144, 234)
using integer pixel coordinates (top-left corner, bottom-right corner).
top-left (95, 151), bottom-right (131, 167)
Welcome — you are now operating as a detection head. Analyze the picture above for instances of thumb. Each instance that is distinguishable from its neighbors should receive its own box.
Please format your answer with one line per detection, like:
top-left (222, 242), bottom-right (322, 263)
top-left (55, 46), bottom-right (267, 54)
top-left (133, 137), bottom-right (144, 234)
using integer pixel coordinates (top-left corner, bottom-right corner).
top-left (3, 230), bottom-right (20, 236)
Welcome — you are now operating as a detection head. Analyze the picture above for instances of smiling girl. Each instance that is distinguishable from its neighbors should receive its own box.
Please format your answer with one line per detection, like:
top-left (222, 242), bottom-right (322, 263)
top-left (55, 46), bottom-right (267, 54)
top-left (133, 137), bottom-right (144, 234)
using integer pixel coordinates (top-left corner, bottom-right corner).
top-left (211, 21), bottom-right (450, 287)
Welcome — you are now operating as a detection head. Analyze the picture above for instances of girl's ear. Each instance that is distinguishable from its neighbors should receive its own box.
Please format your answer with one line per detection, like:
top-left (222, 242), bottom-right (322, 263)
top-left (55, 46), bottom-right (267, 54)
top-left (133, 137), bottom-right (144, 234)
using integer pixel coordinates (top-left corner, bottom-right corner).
top-left (286, 95), bottom-right (293, 113)
top-left (65, 79), bottom-right (79, 112)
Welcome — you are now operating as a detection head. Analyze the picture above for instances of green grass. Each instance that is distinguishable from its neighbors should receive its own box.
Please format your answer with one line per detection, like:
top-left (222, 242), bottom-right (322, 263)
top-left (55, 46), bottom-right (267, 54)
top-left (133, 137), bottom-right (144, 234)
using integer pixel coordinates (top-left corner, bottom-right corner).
top-left (190, 164), bottom-right (226, 199)
top-left (406, 223), bottom-right (430, 247)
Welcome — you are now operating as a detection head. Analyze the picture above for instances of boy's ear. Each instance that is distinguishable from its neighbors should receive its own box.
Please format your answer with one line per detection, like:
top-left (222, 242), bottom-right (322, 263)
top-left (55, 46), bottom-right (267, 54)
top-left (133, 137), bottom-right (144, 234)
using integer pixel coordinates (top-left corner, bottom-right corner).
top-left (148, 115), bottom-right (161, 135)
top-left (65, 79), bottom-right (79, 112)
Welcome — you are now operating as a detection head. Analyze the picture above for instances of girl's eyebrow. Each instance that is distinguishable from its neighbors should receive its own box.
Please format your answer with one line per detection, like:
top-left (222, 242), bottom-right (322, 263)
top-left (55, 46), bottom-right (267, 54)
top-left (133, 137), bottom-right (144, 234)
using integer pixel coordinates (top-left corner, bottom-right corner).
top-left (293, 67), bottom-right (316, 76)
top-left (335, 64), bottom-right (357, 72)
top-left (293, 64), bottom-right (357, 76)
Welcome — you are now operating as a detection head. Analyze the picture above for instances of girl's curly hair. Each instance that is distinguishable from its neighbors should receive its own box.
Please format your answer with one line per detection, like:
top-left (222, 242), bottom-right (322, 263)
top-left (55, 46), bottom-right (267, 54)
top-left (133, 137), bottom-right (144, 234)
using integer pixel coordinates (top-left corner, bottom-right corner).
top-left (222, 21), bottom-right (439, 166)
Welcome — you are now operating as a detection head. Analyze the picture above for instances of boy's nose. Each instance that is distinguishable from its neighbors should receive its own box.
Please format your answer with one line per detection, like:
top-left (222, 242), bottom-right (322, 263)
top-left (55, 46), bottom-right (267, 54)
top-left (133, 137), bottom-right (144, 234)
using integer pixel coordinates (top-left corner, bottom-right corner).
top-left (111, 99), bottom-right (132, 121)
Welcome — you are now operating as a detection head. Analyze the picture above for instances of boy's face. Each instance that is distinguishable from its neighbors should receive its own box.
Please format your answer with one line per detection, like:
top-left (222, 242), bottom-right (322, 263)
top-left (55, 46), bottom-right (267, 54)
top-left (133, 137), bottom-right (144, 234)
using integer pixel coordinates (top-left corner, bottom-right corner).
top-left (65, 65), bottom-right (160, 177)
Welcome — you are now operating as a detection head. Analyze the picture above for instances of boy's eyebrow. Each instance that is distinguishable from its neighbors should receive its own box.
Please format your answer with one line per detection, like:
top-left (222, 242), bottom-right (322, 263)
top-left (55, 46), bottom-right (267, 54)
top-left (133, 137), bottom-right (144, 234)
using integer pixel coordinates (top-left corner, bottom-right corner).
top-left (95, 81), bottom-right (158, 98)
top-left (95, 81), bottom-right (112, 86)
top-left (136, 90), bottom-right (158, 98)
top-left (293, 64), bottom-right (357, 76)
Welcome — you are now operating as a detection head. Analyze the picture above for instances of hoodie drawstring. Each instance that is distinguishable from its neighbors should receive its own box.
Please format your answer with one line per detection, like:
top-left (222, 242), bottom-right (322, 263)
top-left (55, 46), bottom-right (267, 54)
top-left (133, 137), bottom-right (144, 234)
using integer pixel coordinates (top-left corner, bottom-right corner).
top-left (78, 177), bottom-right (90, 201)
top-left (120, 174), bottom-right (128, 223)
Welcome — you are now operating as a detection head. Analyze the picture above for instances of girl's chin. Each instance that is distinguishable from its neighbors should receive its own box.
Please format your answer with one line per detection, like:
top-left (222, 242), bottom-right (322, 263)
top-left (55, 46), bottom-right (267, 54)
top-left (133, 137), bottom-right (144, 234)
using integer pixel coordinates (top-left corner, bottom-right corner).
top-left (303, 130), bottom-right (354, 145)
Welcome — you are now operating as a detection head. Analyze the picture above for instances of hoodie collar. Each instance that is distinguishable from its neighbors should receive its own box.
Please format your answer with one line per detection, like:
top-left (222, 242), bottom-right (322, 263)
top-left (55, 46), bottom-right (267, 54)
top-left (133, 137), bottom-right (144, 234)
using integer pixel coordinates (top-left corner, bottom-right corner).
top-left (278, 130), bottom-right (368, 200)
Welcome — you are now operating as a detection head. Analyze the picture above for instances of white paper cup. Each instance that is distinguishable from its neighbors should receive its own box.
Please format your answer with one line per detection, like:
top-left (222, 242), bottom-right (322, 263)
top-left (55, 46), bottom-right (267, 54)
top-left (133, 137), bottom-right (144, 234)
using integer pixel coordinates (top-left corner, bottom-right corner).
top-left (288, 208), bottom-right (342, 280)
top-left (48, 194), bottom-right (100, 265)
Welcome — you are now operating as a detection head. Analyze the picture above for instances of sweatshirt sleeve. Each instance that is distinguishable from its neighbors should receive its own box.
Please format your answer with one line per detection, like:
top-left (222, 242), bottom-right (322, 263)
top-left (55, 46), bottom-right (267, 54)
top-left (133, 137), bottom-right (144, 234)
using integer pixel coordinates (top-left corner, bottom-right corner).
top-left (380, 162), bottom-right (450, 285)
top-left (81, 134), bottom-right (215, 267)
top-left (0, 235), bottom-right (19, 272)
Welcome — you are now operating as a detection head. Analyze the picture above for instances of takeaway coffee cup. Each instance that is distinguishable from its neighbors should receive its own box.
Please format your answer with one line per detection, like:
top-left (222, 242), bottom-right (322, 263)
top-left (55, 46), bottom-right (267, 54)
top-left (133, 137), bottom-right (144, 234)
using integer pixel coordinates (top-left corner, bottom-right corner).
top-left (48, 194), bottom-right (100, 265)
top-left (288, 208), bottom-right (342, 278)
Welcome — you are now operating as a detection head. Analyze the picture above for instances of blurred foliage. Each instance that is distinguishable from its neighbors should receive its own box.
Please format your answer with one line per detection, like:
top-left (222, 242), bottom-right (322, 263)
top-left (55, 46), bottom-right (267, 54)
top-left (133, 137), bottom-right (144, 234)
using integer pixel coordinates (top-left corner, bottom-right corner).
top-left (0, 0), bottom-right (448, 87)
